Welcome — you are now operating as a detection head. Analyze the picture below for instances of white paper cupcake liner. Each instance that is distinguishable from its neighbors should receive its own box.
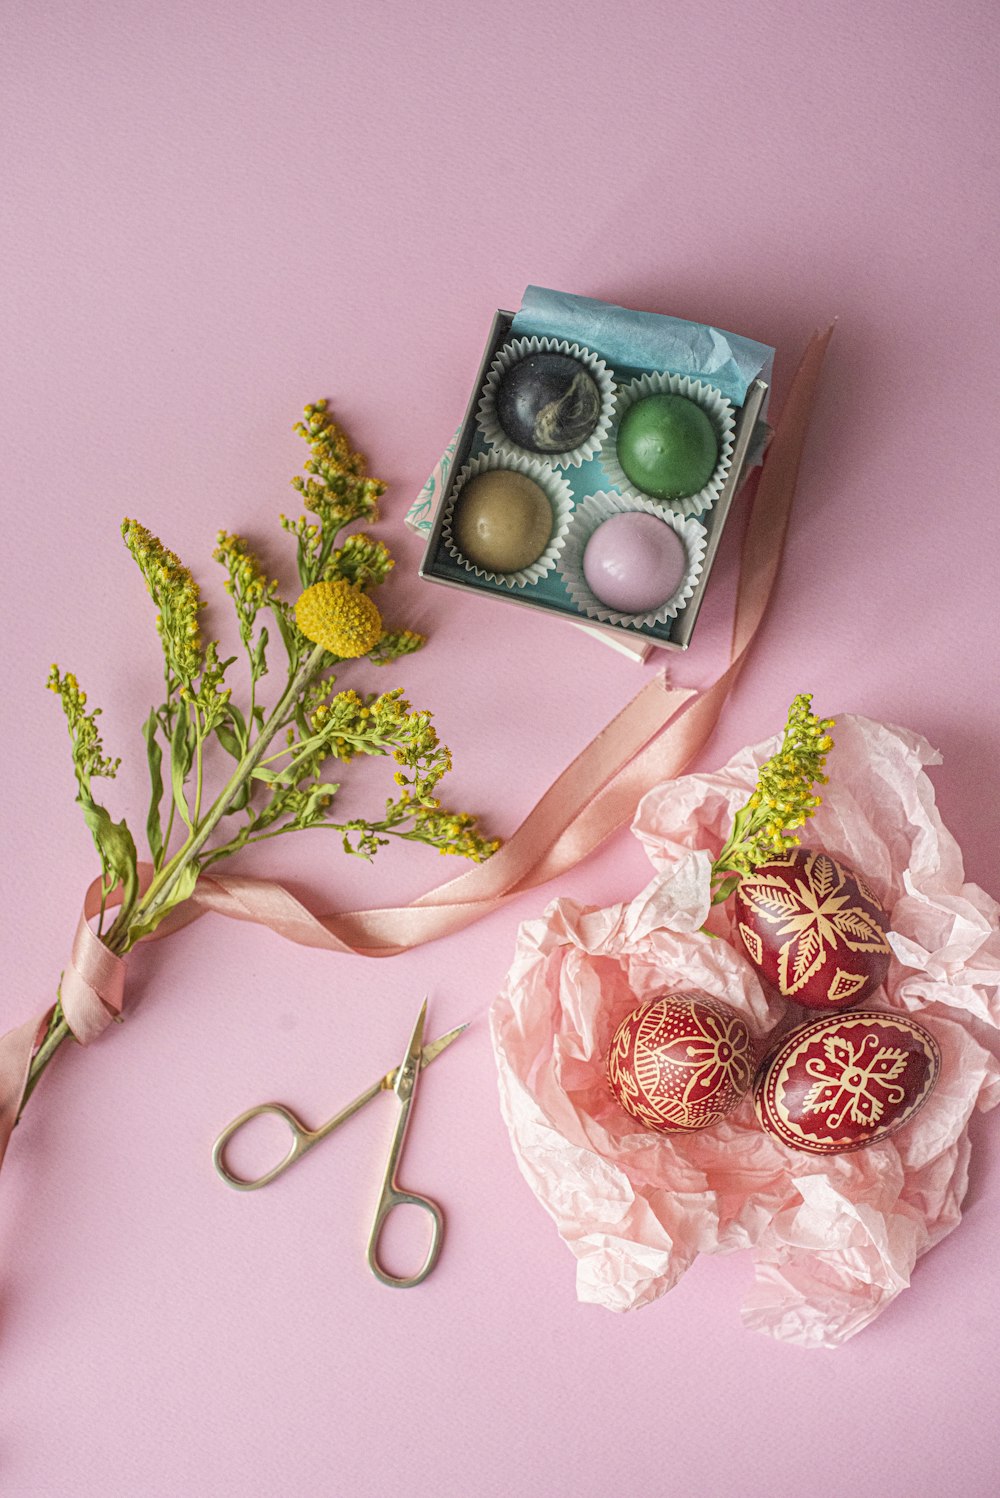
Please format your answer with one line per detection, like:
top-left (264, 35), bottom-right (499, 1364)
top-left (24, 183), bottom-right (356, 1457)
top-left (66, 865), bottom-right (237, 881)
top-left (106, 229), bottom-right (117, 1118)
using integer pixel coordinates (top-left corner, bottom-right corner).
top-left (559, 491), bottom-right (707, 630)
top-left (601, 372), bottom-right (735, 519)
top-left (476, 336), bottom-right (615, 468)
top-left (442, 452), bottom-right (573, 590)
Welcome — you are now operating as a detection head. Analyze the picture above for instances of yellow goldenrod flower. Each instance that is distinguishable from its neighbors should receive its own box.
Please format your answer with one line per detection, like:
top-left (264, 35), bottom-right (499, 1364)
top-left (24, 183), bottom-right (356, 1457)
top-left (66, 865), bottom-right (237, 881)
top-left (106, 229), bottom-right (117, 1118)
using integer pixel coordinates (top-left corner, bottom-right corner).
top-left (48, 665), bottom-right (120, 791)
top-left (709, 693), bottom-right (834, 904)
top-left (121, 518), bottom-right (204, 685)
top-left (213, 531), bottom-right (278, 645)
top-left (295, 578), bottom-right (382, 658)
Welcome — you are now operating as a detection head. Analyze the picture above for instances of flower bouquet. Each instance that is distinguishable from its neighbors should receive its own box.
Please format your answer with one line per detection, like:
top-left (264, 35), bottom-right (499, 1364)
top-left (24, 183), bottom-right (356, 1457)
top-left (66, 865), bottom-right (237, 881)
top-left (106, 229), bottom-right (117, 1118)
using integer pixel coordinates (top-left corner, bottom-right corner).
top-left (1, 402), bottom-right (497, 1158)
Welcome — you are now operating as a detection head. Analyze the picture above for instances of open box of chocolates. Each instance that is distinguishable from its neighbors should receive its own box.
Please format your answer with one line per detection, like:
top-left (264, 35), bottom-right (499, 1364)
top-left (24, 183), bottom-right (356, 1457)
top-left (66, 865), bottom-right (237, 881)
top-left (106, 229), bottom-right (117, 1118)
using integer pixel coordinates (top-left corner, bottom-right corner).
top-left (416, 288), bottom-right (775, 651)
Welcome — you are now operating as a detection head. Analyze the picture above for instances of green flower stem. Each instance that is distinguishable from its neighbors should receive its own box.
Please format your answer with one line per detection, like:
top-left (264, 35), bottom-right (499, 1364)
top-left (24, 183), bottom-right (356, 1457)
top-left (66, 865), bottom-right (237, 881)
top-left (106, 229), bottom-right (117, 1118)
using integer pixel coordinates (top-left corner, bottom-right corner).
top-left (201, 814), bottom-right (430, 866)
top-left (192, 707), bottom-right (205, 824)
top-left (20, 1010), bottom-right (71, 1113)
top-left (20, 644), bottom-right (326, 1114)
top-left (120, 642), bottom-right (325, 942)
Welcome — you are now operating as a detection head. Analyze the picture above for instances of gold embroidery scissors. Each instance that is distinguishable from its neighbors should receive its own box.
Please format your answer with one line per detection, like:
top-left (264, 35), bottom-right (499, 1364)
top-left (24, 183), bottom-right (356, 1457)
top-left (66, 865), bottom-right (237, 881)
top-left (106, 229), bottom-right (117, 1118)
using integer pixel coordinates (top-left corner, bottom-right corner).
top-left (212, 1000), bottom-right (464, 1288)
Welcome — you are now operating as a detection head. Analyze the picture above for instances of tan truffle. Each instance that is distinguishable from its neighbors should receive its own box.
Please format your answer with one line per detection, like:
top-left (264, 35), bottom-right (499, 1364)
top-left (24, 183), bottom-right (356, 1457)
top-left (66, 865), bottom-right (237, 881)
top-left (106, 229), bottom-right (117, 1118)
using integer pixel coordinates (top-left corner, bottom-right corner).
top-left (451, 470), bottom-right (553, 574)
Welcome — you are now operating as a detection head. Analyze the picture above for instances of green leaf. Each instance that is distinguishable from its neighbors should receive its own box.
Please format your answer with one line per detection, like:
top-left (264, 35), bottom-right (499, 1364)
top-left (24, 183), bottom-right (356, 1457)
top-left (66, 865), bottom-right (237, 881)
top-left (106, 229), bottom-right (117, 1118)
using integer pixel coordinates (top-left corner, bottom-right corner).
top-left (142, 710), bottom-right (165, 866)
top-left (251, 766), bottom-right (290, 785)
top-left (170, 709), bottom-right (195, 829)
top-left (128, 860), bottom-right (200, 941)
top-left (293, 781), bottom-right (340, 826)
top-left (270, 600), bottom-right (300, 667)
top-left (79, 797), bottom-right (140, 916)
top-left (215, 723), bottom-right (243, 760)
top-left (252, 626), bottom-right (269, 679)
top-left (711, 873), bottom-right (743, 904)
top-left (228, 780), bottom-right (253, 813)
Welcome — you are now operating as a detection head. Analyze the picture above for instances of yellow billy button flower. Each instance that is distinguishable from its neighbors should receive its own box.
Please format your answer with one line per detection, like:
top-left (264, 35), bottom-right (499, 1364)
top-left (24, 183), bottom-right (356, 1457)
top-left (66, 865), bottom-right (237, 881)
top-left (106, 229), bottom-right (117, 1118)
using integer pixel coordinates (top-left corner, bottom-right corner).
top-left (295, 579), bottom-right (382, 658)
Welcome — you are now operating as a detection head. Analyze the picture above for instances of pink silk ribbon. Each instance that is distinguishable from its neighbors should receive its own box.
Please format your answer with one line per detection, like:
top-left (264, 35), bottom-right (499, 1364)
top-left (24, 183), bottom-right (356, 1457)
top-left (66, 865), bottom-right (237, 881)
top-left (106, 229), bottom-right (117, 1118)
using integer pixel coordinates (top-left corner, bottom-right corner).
top-left (0, 326), bottom-right (832, 1171)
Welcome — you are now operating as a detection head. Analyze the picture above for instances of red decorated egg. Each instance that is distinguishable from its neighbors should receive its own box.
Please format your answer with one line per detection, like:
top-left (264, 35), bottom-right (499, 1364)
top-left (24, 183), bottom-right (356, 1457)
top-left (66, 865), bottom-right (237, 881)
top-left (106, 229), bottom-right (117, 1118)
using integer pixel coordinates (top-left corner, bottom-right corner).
top-left (606, 992), bottom-right (755, 1133)
top-left (733, 848), bottom-right (892, 1009)
top-left (753, 1010), bottom-right (940, 1154)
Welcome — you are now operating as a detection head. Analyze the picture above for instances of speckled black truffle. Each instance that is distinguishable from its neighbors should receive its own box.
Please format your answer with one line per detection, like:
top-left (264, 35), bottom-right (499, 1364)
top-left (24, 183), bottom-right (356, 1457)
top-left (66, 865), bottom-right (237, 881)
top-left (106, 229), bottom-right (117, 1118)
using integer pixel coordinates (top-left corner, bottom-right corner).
top-left (495, 353), bottom-right (601, 454)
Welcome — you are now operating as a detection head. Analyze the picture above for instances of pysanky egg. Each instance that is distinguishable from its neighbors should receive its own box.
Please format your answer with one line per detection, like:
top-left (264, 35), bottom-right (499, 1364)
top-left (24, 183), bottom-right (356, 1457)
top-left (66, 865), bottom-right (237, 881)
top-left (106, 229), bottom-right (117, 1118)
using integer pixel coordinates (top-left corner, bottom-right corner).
top-left (753, 1010), bottom-right (940, 1154)
top-left (616, 393), bottom-right (719, 501)
top-left (451, 469), bottom-right (553, 573)
top-left (583, 511), bottom-right (689, 614)
top-left (733, 848), bottom-right (892, 1010)
top-left (496, 352), bottom-right (602, 454)
top-left (606, 992), bottom-right (755, 1133)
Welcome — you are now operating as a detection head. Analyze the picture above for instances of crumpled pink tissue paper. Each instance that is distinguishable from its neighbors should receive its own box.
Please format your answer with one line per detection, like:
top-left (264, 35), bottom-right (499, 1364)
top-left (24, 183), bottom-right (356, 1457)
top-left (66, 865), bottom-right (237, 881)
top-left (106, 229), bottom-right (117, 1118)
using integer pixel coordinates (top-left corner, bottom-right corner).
top-left (489, 716), bottom-right (1000, 1346)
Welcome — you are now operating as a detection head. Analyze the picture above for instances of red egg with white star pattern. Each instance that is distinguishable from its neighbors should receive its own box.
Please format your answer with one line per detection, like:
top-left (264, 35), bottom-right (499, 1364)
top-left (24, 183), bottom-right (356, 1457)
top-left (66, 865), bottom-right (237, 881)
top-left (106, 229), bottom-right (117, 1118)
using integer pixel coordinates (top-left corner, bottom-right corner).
top-left (753, 1010), bottom-right (940, 1154)
top-left (606, 992), bottom-right (755, 1133)
top-left (733, 848), bottom-right (892, 1010)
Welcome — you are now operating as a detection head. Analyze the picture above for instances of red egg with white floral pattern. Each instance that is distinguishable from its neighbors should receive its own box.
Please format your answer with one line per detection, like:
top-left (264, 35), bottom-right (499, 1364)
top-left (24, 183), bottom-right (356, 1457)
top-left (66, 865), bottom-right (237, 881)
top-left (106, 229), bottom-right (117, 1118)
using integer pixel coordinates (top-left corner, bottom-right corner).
top-left (753, 1010), bottom-right (940, 1154)
top-left (606, 992), bottom-right (755, 1133)
top-left (733, 848), bottom-right (892, 1010)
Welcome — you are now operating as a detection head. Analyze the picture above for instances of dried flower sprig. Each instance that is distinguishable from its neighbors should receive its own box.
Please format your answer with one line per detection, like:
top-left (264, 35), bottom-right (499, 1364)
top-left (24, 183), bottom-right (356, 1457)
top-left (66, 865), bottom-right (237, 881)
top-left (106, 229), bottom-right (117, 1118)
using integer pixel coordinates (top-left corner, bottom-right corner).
top-left (709, 693), bottom-right (834, 905)
top-left (24, 401), bottom-right (498, 1116)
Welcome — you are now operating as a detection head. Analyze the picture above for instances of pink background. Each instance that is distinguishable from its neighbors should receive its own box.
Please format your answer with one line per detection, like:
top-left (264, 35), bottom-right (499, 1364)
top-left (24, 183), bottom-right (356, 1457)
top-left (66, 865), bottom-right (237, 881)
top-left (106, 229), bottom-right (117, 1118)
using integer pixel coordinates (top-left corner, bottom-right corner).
top-left (2, 2), bottom-right (998, 1494)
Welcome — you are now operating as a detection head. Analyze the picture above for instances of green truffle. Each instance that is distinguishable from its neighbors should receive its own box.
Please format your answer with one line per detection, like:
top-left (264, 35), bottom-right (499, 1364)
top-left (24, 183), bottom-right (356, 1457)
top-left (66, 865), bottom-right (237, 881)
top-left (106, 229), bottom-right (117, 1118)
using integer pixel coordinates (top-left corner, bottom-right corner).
top-left (616, 394), bottom-right (719, 501)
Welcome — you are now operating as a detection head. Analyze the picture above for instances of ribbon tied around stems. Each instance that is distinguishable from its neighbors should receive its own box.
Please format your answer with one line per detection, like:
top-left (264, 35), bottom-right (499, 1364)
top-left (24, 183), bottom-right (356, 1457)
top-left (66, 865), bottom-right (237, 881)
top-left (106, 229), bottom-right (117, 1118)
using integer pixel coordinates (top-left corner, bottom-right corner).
top-left (63, 911), bottom-right (128, 1044)
top-left (0, 327), bottom-right (833, 1173)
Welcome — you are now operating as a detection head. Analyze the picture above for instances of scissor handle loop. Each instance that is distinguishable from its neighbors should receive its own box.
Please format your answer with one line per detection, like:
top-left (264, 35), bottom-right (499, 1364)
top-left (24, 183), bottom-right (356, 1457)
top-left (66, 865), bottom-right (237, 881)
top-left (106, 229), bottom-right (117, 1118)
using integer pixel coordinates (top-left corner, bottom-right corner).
top-left (212, 1103), bottom-right (317, 1191)
top-left (366, 1186), bottom-right (444, 1289)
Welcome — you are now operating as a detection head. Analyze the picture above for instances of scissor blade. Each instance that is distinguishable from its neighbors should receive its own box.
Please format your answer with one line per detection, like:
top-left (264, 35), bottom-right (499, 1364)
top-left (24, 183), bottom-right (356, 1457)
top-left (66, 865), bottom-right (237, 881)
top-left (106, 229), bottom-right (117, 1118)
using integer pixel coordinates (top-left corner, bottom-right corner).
top-left (419, 1023), bottom-right (468, 1067)
top-left (393, 998), bottom-right (429, 1102)
top-left (378, 1023), bottom-right (468, 1093)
